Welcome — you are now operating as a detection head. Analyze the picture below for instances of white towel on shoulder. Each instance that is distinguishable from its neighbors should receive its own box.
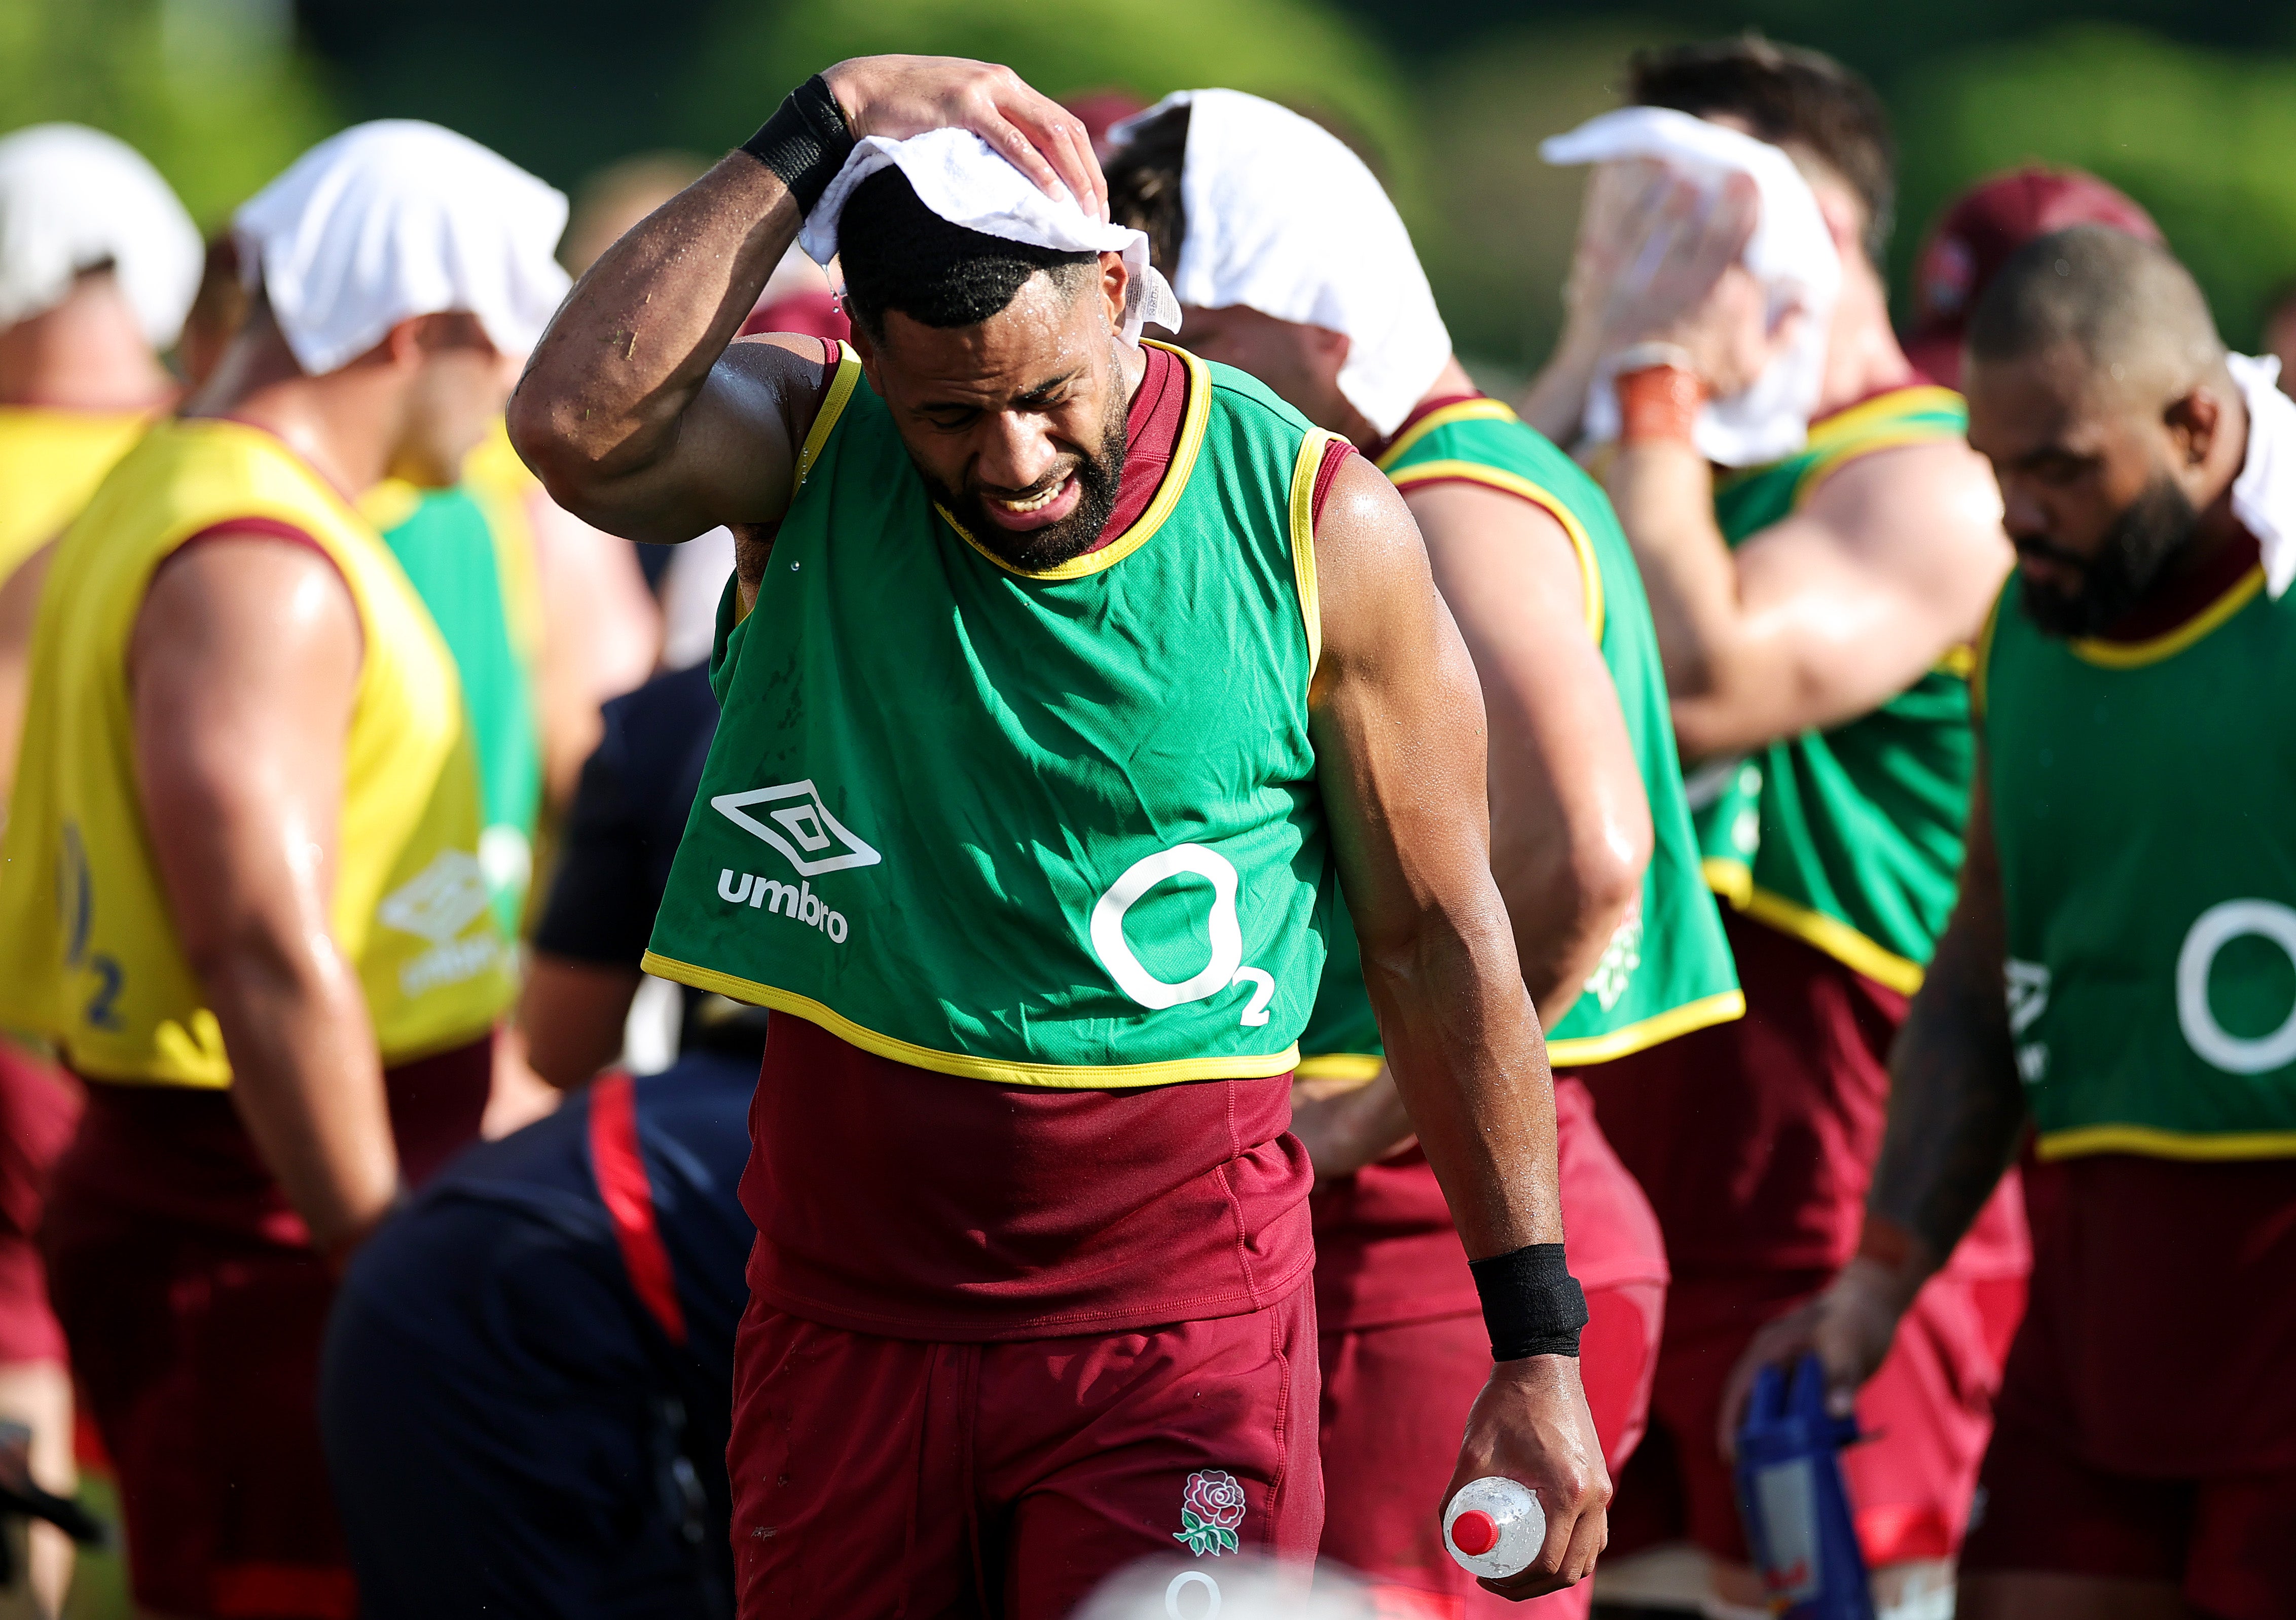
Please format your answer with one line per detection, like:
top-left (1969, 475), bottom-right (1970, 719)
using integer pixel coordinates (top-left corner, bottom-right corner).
top-left (800, 128), bottom-right (1179, 345)
top-left (0, 123), bottom-right (202, 347)
top-left (2228, 352), bottom-right (2296, 600)
top-left (235, 120), bottom-right (570, 376)
top-left (1542, 106), bottom-right (1841, 467)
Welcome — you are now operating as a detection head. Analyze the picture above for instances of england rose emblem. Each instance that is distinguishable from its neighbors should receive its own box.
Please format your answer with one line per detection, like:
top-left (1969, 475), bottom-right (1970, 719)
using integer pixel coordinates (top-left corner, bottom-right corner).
top-left (1173, 1469), bottom-right (1246, 1557)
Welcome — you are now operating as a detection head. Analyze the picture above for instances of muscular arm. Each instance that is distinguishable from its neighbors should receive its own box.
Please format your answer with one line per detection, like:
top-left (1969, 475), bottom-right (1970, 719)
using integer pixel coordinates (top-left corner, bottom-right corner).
top-left (130, 540), bottom-right (397, 1255)
top-left (508, 56), bottom-right (1105, 546)
top-left (1606, 430), bottom-right (2010, 761)
top-left (1310, 455), bottom-right (1608, 1594)
top-left (1291, 483), bottom-right (1651, 1180)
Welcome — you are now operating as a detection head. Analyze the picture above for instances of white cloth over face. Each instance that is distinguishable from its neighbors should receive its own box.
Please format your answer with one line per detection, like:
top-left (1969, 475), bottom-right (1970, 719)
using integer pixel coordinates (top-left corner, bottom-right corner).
top-left (2227, 353), bottom-right (2296, 600)
top-left (1543, 106), bottom-right (1843, 467)
top-left (0, 124), bottom-right (202, 347)
top-left (1112, 89), bottom-right (1449, 439)
top-left (235, 120), bottom-right (570, 377)
top-left (799, 127), bottom-right (1179, 345)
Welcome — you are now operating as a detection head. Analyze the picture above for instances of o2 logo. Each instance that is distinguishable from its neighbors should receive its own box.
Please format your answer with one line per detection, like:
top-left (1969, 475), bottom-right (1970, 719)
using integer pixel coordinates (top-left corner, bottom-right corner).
top-left (2177, 899), bottom-right (2296, 1074)
top-left (1089, 845), bottom-right (1275, 1027)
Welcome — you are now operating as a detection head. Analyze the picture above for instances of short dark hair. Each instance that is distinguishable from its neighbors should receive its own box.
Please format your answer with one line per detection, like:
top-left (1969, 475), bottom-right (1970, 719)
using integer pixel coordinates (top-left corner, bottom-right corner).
top-left (836, 166), bottom-right (1097, 341)
top-left (1965, 224), bottom-right (2224, 382)
top-left (1629, 35), bottom-right (1895, 266)
top-left (1105, 103), bottom-right (1190, 280)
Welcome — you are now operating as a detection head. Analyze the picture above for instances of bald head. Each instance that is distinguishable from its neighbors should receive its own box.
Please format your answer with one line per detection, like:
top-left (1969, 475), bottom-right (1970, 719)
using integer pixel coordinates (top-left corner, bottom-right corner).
top-left (1962, 225), bottom-right (2251, 640)
top-left (1967, 225), bottom-right (2227, 403)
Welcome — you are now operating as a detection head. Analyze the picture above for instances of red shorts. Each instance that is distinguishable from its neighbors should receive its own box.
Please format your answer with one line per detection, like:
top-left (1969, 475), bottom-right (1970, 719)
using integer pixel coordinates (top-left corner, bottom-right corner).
top-left (1960, 1411), bottom-right (2296, 1620)
top-left (0, 1043), bottom-right (79, 1366)
top-left (1313, 1079), bottom-right (1668, 1618)
top-left (42, 1042), bottom-right (488, 1619)
top-left (726, 1280), bottom-right (1322, 1619)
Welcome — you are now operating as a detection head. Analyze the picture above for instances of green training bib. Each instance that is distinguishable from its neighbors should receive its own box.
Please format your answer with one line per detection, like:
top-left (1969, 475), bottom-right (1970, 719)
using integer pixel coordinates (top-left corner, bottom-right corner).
top-left (1689, 386), bottom-right (1975, 993)
top-left (1297, 399), bottom-right (1742, 1077)
top-left (643, 342), bottom-right (1342, 1089)
top-left (1984, 562), bottom-right (2296, 1159)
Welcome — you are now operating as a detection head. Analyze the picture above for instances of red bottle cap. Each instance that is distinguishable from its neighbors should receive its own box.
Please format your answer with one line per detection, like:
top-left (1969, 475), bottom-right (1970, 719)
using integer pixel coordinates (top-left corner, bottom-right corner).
top-left (1450, 1510), bottom-right (1499, 1556)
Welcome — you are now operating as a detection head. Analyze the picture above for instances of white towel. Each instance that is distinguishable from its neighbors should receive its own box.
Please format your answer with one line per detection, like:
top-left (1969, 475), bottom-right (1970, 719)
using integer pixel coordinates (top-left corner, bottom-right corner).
top-left (1542, 106), bottom-right (1842, 467)
top-left (2227, 353), bottom-right (2296, 600)
top-left (0, 124), bottom-right (202, 348)
top-left (235, 120), bottom-right (570, 377)
top-left (800, 128), bottom-right (1179, 345)
top-left (1111, 89), bottom-right (1450, 439)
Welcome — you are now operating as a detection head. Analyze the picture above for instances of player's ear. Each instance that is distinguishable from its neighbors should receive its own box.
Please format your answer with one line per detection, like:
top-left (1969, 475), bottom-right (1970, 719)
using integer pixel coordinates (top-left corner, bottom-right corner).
top-left (2165, 385), bottom-right (2224, 471)
top-left (1098, 250), bottom-right (1128, 334)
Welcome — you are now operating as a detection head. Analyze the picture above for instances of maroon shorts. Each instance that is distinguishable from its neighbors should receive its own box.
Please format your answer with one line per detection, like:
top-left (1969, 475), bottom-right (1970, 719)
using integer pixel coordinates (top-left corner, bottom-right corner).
top-left (42, 1042), bottom-right (488, 1619)
top-left (1960, 1412), bottom-right (2296, 1619)
top-left (1317, 1282), bottom-right (1663, 1620)
top-left (726, 1281), bottom-right (1322, 1619)
top-left (0, 1043), bottom-right (79, 1366)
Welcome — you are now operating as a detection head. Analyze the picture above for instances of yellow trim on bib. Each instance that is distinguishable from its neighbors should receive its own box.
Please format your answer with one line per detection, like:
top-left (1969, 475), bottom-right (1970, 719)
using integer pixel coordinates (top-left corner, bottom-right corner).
top-left (1547, 989), bottom-right (1747, 1066)
top-left (2070, 564), bottom-right (2266, 669)
top-left (1288, 428), bottom-right (1338, 683)
top-left (1374, 398), bottom-right (1521, 473)
top-left (1702, 858), bottom-right (1926, 995)
top-left (2037, 1122), bottom-right (2296, 1162)
top-left (795, 341), bottom-right (862, 488)
top-left (641, 951), bottom-right (1302, 1089)
top-left (1293, 1052), bottom-right (1384, 1084)
top-left (939, 341), bottom-right (1213, 582)
top-left (1387, 459), bottom-right (1605, 642)
top-left (1971, 590), bottom-right (2008, 720)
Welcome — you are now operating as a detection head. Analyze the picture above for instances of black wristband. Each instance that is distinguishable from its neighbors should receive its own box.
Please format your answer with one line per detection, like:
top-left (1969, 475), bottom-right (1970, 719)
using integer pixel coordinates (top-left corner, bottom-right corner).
top-left (740, 74), bottom-right (856, 215)
top-left (1470, 1242), bottom-right (1590, 1361)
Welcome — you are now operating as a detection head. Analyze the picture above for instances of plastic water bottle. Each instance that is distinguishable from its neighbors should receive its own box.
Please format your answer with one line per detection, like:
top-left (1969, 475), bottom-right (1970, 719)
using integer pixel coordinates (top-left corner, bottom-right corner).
top-left (1443, 1476), bottom-right (1546, 1580)
top-left (1732, 1353), bottom-right (1876, 1620)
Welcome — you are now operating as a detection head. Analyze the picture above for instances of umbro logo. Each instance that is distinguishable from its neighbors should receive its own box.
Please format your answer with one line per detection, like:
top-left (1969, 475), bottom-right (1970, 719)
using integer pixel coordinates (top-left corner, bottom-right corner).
top-left (711, 780), bottom-right (882, 877)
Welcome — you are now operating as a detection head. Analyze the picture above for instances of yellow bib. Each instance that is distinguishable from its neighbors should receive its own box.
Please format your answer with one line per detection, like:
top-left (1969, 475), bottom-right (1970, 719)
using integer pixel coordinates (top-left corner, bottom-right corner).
top-left (0, 407), bottom-right (151, 580)
top-left (0, 417), bottom-right (512, 1085)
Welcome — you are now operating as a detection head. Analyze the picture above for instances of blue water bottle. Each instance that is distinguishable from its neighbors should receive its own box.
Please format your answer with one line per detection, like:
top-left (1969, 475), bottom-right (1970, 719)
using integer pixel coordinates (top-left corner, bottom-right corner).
top-left (1732, 1352), bottom-right (1875, 1619)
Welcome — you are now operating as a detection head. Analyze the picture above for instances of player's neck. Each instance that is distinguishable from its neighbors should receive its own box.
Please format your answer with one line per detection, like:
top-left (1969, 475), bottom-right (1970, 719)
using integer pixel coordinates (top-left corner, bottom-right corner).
top-left (0, 281), bottom-right (175, 412)
top-left (1812, 255), bottom-right (1915, 418)
top-left (185, 326), bottom-right (402, 498)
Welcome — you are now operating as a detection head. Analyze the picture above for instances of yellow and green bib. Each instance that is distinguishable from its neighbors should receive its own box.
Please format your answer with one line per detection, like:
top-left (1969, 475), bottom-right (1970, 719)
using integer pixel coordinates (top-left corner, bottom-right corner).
top-left (1984, 561), bottom-right (2296, 1160)
top-left (0, 417), bottom-right (512, 1085)
top-left (643, 342), bottom-right (1339, 1088)
top-left (1691, 385), bottom-right (1975, 992)
top-left (1297, 399), bottom-right (1742, 1079)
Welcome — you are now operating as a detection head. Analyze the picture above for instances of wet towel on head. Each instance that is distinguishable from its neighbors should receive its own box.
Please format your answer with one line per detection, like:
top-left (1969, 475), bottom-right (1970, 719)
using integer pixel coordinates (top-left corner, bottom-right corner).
top-left (1112, 89), bottom-right (1449, 439)
top-left (235, 120), bottom-right (571, 376)
top-left (799, 128), bottom-right (1179, 344)
top-left (0, 124), bottom-right (201, 346)
top-left (2228, 352), bottom-right (2296, 600)
top-left (1543, 105), bottom-right (1842, 467)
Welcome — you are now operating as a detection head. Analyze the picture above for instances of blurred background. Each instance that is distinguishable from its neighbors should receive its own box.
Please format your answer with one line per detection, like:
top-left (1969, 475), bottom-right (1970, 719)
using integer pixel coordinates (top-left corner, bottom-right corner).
top-left (10, 0), bottom-right (2296, 388)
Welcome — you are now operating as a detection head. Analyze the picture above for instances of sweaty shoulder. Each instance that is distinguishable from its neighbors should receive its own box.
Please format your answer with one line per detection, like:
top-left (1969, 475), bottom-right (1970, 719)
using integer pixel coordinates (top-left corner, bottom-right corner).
top-left (1803, 433), bottom-right (2008, 583)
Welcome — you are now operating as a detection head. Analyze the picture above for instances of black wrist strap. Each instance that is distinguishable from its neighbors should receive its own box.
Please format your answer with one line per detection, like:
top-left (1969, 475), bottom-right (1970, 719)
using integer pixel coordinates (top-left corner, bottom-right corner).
top-left (740, 74), bottom-right (856, 215)
top-left (1470, 1242), bottom-right (1589, 1361)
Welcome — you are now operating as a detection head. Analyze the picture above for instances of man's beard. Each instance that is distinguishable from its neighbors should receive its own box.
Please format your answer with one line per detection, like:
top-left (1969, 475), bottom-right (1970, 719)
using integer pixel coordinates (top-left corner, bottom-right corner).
top-left (2017, 475), bottom-right (2198, 639)
top-left (927, 390), bottom-right (1130, 574)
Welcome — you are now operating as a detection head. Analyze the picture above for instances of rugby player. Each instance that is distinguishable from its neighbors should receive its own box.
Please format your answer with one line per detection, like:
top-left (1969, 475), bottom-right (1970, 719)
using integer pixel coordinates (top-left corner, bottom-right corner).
top-left (513, 53), bottom-right (1607, 1617)
top-left (1518, 38), bottom-right (2019, 1609)
top-left (0, 123), bottom-right (563, 1618)
top-left (1732, 225), bottom-right (2296, 1619)
top-left (0, 121), bottom-right (199, 1618)
top-left (1105, 92), bottom-right (1739, 1617)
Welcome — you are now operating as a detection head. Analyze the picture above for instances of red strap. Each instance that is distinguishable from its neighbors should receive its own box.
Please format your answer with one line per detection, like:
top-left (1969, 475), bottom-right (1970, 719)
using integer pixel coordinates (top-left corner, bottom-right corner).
top-left (1310, 438), bottom-right (1357, 527)
top-left (588, 1071), bottom-right (688, 1345)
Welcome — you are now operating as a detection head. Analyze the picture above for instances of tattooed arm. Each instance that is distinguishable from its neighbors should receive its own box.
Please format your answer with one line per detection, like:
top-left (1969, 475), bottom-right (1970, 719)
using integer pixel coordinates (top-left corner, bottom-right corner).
top-left (1715, 767), bottom-right (2029, 1441)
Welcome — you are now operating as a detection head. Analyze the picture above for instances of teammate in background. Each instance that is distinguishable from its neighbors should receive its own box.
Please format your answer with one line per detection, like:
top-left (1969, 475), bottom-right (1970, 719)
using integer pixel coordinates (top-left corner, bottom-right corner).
top-left (1106, 93), bottom-right (1739, 1618)
top-left (1734, 226), bottom-right (2296, 1620)
top-left (0, 122), bottom-right (564, 1619)
top-left (0, 121), bottom-right (201, 1620)
top-left (1517, 39), bottom-right (2017, 1614)
top-left (1899, 167), bottom-right (2161, 390)
top-left (515, 52), bottom-right (1608, 1617)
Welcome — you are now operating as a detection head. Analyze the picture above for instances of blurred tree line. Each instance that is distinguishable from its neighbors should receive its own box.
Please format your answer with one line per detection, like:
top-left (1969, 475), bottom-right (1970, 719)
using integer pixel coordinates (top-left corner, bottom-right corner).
top-left (8, 0), bottom-right (2296, 374)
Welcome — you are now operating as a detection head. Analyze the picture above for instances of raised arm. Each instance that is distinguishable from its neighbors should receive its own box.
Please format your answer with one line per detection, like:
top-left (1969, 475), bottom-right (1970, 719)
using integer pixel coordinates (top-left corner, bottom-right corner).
top-left (1608, 433), bottom-right (2009, 759)
top-left (508, 56), bottom-right (1104, 544)
top-left (1309, 453), bottom-right (1609, 1597)
top-left (1718, 769), bottom-right (2028, 1438)
top-left (130, 539), bottom-right (395, 1257)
